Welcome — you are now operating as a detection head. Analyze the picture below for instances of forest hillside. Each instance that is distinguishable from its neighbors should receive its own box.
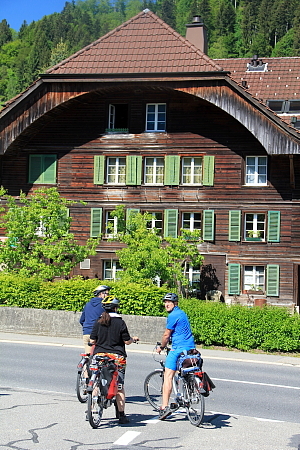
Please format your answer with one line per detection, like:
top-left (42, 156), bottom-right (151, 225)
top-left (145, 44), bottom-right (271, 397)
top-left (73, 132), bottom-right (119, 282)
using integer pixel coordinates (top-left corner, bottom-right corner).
top-left (1, 0), bottom-right (300, 106)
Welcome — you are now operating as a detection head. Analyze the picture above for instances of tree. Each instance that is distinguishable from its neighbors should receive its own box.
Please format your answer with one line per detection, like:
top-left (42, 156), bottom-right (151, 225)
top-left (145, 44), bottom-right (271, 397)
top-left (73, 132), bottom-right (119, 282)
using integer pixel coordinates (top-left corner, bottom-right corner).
top-left (0, 187), bottom-right (99, 280)
top-left (0, 20), bottom-right (12, 48)
top-left (108, 206), bottom-right (204, 296)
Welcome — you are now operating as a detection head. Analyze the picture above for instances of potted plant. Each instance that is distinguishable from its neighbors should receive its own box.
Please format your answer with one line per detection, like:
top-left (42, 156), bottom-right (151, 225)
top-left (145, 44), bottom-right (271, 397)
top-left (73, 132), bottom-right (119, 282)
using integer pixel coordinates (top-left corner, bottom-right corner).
top-left (246, 230), bottom-right (263, 241)
top-left (246, 284), bottom-right (264, 295)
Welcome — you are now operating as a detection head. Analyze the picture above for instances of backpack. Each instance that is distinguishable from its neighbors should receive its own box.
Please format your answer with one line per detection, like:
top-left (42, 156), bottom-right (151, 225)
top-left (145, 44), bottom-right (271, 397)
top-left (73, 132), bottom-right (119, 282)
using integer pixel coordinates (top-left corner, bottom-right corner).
top-left (177, 349), bottom-right (203, 373)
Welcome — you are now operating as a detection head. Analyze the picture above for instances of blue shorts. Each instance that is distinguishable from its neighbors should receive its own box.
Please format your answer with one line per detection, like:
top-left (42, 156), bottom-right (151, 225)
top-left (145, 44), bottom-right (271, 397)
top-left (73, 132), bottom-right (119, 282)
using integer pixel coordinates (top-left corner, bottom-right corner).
top-left (165, 348), bottom-right (195, 371)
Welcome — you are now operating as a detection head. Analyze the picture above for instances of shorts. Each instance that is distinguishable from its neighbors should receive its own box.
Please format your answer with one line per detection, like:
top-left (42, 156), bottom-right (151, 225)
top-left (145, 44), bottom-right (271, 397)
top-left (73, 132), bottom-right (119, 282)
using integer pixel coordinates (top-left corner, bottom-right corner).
top-left (165, 348), bottom-right (195, 371)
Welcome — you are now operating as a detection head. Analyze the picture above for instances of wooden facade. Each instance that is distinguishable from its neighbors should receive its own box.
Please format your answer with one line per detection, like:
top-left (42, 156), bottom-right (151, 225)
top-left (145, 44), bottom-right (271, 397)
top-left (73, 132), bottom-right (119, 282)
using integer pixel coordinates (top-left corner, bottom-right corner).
top-left (1, 11), bottom-right (300, 309)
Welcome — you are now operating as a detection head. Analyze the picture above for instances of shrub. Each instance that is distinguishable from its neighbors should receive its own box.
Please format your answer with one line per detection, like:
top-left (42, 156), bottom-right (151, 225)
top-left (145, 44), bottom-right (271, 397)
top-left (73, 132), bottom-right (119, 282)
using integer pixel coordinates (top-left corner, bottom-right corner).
top-left (0, 274), bottom-right (299, 352)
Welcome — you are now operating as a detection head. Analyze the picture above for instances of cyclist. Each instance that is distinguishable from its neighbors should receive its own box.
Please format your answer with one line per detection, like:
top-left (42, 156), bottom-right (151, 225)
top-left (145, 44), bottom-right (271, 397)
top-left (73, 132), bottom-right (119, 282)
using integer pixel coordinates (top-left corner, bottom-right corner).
top-left (79, 285), bottom-right (111, 354)
top-left (89, 296), bottom-right (139, 425)
top-left (156, 292), bottom-right (195, 420)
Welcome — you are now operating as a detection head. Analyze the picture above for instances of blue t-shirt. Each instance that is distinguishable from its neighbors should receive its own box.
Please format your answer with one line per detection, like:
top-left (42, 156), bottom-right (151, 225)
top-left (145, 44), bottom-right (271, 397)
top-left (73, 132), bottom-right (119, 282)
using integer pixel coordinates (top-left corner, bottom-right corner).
top-left (166, 306), bottom-right (195, 350)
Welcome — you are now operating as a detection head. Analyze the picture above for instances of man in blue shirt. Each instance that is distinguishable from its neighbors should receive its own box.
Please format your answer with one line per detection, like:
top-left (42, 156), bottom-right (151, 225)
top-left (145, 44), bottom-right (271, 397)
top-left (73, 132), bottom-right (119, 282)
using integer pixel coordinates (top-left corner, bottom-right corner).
top-left (79, 285), bottom-right (111, 353)
top-left (156, 292), bottom-right (195, 420)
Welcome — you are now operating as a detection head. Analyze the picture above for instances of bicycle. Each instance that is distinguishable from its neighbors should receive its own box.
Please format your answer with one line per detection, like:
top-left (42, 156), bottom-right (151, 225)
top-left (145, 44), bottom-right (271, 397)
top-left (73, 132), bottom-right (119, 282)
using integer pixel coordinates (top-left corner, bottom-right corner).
top-left (76, 344), bottom-right (95, 403)
top-left (86, 354), bottom-right (119, 428)
top-left (144, 343), bottom-right (208, 427)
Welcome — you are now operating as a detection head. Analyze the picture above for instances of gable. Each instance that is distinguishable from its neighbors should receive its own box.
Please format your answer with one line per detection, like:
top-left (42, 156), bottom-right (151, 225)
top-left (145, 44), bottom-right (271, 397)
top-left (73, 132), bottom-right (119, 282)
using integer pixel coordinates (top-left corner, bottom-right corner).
top-left (47, 10), bottom-right (223, 75)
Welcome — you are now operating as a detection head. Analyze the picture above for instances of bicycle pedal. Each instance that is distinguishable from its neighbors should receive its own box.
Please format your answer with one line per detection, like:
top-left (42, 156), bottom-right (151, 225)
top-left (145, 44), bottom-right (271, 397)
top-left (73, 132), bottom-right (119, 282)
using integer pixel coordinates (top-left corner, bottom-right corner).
top-left (170, 402), bottom-right (179, 410)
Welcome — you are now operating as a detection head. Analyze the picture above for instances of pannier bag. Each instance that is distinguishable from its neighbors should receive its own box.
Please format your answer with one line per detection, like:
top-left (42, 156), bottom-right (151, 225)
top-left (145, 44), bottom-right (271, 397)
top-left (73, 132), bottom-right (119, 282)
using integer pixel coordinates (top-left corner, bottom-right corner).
top-left (99, 363), bottom-right (118, 399)
top-left (177, 349), bottom-right (203, 374)
top-left (195, 371), bottom-right (216, 397)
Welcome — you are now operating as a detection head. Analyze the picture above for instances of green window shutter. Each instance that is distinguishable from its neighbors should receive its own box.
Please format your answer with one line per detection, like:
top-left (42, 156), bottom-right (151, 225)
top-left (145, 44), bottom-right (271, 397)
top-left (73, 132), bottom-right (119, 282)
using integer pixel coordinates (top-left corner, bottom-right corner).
top-left (164, 209), bottom-right (178, 238)
top-left (266, 265), bottom-right (279, 296)
top-left (267, 211), bottom-right (280, 242)
top-left (90, 208), bottom-right (102, 237)
top-left (203, 210), bottom-right (215, 241)
top-left (29, 155), bottom-right (42, 183)
top-left (43, 155), bottom-right (57, 183)
top-left (94, 155), bottom-right (105, 185)
top-left (126, 208), bottom-right (140, 231)
top-left (203, 155), bottom-right (215, 186)
top-left (229, 210), bottom-right (241, 241)
top-left (126, 155), bottom-right (142, 185)
top-left (228, 263), bottom-right (241, 295)
top-left (164, 155), bottom-right (180, 185)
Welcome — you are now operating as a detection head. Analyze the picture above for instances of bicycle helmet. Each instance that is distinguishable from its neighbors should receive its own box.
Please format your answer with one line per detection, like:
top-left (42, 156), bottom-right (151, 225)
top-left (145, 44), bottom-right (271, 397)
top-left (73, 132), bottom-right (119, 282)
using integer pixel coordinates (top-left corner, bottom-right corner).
top-left (93, 285), bottom-right (111, 296)
top-left (163, 293), bottom-right (178, 302)
top-left (102, 295), bottom-right (120, 311)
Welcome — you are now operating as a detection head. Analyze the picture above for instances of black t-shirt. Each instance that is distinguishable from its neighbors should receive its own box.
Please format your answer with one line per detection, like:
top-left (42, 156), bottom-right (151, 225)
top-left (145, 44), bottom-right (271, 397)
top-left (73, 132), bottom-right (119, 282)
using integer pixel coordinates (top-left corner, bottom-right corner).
top-left (90, 314), bottom-right (131, 358)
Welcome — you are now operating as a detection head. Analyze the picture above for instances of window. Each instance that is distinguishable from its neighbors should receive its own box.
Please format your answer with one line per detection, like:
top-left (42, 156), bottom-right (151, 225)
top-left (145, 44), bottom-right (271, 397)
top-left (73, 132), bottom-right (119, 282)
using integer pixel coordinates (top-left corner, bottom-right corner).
top-left (28, 154), bottom-right (57, 184)
top-left (146, 212), bottom-right (163, 234)
top-left (185, 263), bottom-right (201, 292)
top-left (80, 259), bottom-right (91, 270)
top-left (107, 104), bottom-right (128, 132)
top-left (182, 212), bottom-right (201, 231)
top-left (287, 100), bottom-right (300, 114)
top-left (228, 263), bottom-right (279, 296)
top-left (182, 157), bottom-right (203, 185)
top-left (107, 157), bottom-right (126, 184)
top-left (103, 260), bottom-right (122, 280)
top-left (105, 211), bottom-right (118, 238)
top-left (244, 265), bottom-right (265, 291)
top-left (267, 100), bottom-right (285, 113)
top-left (144, 157), bottom-right (164, 184)
top-left (244, 213), bottom-right (265, 241)
top-left (245, 156), bottom-right (267, 185)
top-left (146, 103), bottom-right (166, 131)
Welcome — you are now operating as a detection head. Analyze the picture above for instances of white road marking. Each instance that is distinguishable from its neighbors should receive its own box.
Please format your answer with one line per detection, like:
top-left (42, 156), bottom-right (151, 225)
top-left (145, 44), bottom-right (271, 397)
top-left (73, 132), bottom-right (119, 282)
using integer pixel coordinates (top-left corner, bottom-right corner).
top-left (113, 431), bottom-right (141, 445)
top-left (213, 377), bottom-right (300, 390)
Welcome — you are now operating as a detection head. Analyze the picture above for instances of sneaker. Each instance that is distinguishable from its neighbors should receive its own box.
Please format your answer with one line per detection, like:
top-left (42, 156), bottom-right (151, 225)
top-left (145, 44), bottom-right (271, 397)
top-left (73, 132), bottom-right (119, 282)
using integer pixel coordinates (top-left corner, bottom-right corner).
top-left (158, 406), bottom-right (172, 420)
top-left (118, 415), bottom-right (130, 425)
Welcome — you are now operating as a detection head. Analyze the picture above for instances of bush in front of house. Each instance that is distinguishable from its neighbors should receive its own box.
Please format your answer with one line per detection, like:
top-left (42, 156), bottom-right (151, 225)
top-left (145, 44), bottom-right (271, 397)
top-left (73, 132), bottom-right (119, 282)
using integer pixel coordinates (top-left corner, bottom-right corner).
top-left (0, 274), bottom-right (299, 352)
top-left (180, 299), bottom-right (300, 352)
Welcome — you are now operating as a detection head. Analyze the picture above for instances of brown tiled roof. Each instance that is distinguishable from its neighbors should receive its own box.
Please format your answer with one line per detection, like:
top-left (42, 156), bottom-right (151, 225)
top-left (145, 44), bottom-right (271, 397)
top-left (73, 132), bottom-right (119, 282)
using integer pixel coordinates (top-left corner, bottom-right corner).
top-left (47, 9), bottom-right (223, 75)
top-left (215, 57), bottom-right (300, 103)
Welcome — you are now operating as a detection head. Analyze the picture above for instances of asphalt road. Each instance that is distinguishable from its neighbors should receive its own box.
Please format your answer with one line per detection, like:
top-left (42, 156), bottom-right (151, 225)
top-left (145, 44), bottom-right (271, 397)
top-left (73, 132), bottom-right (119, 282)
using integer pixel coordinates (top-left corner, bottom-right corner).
top-left (0, 333), bottom-right (300, 450)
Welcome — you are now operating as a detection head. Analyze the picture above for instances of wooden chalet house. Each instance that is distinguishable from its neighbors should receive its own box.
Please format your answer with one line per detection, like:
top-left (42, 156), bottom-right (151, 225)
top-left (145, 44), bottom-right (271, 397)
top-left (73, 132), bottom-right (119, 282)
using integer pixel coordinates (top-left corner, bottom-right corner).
top-left (1, 10), bottom-right (300, 310)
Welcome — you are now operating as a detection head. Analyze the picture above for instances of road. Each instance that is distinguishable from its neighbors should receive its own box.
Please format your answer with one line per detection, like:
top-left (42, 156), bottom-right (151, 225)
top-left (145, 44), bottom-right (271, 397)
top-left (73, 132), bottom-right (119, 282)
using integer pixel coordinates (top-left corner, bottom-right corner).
top-left (0, 333), bottom-right (299, 450)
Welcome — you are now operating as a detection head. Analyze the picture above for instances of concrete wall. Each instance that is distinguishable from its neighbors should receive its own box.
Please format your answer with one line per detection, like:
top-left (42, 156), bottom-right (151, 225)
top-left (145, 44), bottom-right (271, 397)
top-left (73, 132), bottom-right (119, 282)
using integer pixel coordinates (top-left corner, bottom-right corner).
top-left (0, 306), bottom-right (166, 344)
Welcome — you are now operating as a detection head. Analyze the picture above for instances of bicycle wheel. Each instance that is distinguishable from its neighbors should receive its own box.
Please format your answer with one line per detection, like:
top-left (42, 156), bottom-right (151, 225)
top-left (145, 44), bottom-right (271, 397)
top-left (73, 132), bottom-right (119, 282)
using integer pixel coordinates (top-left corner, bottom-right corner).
top-left (76, 363), bottom-right (88, 403)
top-left (144, 370), bottom-right (164, 411)
top-left (87, 376), bottom-right (104, 428)
top-left (183, 375), bottom-right (205, 427)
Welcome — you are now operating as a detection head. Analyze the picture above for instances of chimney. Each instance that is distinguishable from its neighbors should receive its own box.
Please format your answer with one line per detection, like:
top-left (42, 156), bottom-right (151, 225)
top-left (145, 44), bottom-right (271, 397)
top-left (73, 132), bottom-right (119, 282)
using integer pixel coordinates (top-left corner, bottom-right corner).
top-left (186, 16), bottom-right (208, 54)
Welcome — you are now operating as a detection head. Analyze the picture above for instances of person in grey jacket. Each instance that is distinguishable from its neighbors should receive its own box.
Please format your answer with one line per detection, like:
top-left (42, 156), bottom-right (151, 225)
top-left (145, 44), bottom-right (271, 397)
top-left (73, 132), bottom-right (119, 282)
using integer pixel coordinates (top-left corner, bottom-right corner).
top-left (79, 285), bottom-right (111, 353)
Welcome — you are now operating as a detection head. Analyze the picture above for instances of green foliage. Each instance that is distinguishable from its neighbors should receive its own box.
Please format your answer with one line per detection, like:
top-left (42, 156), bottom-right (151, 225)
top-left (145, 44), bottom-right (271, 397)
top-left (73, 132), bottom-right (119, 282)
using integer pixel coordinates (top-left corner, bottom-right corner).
top-left (0, 274), bottom-right (299, 352)
top-left (109, 205), bottom-right (203, 293)
top-left (180, 299), bottom-right (300, 352)
top-left (0, 187), bottom-right (99, 280)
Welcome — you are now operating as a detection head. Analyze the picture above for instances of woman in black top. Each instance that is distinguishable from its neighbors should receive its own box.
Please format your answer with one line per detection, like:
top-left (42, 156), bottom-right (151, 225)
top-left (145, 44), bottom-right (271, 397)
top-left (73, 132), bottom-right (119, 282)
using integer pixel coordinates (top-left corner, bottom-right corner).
top-left (90, 296), bottom-right (139, 424)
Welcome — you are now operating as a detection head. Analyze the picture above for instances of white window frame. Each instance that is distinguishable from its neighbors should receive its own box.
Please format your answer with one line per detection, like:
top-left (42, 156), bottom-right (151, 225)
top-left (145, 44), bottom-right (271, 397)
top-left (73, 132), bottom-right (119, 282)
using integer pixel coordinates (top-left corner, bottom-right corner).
top-left (145, 103), bottom-right (166, 132)
top-left (245, 156), bottom-right (267, 185)
top-left (146, 212), bottom-right (163, 234)
top-left (244, 213), bottom-right (266, 241)
top-left (184, 263), bottom-right (201, 292)
top-left (106, 157), bottom-right (126, 184)
top-left (182, 157), bottom-right (203, 185)
top-left (108, 104), bottom-right (116, 129)
top-left (244, 265), bottom-right (265, 291)
top-left (144, 157), bottom-right (164, 185)
top-left (105, 211), bottom-right (118, 238)
top-left (182, 212), bottom-right (201, 231)
top-left (103, 260), bottom-right (122, 280)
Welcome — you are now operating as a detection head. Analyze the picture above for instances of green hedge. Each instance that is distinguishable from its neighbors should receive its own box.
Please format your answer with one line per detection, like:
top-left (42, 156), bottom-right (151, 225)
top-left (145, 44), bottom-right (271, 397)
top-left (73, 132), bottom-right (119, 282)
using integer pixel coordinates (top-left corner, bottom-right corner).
top-left (0, 274), bottom-right (299, 353)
